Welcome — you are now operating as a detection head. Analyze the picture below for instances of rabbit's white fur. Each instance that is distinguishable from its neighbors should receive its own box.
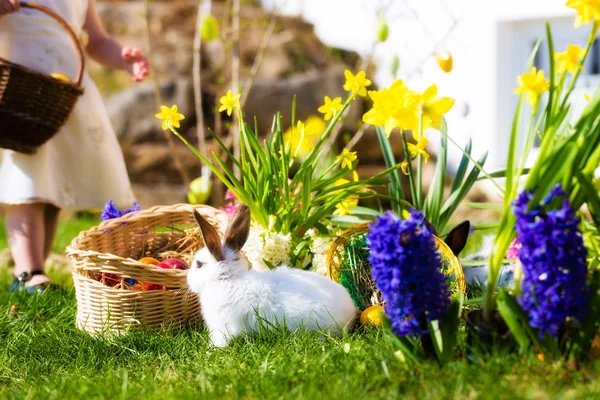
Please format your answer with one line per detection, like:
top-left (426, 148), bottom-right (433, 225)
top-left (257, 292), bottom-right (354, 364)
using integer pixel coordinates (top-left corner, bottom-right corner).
top-left (188, 208), bottom-right (358, 348)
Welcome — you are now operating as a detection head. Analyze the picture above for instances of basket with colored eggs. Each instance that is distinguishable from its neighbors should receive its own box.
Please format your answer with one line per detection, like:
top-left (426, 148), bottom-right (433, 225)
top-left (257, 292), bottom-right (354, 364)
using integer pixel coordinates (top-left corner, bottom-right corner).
top-left (326, 222), bottom-right (466, 326)
top-left (67, 204), bottom-right (229, 334)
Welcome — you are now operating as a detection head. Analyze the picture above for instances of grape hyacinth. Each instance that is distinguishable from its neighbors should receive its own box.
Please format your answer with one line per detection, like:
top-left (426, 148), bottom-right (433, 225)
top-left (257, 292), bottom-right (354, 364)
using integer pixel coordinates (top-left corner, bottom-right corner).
top-left (367, 210), bottom-right (450, 337)
top-left (101, 200), bottom-right (140, 221)
top-left (513, 184), bottom-right (589, 338)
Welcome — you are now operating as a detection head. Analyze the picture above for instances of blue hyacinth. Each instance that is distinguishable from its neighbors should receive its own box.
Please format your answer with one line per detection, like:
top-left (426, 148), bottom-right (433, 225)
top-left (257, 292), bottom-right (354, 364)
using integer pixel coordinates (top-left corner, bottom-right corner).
top-left (513, 184), bottom-right (589, 338)
top-left (101, 200), bottom-right (140, 221)
top-left (367, 210), bottom-right (450, 337)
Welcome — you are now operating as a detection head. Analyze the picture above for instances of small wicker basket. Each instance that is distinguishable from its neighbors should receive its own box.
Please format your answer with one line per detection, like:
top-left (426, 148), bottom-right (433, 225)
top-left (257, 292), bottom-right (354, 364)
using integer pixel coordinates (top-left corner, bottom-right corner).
top-left (0, 2), bottom-right (85, 154)
top-left (326, 222), bottom-right (466, 309)
top-left (67, 204), bottom-right (229, 335)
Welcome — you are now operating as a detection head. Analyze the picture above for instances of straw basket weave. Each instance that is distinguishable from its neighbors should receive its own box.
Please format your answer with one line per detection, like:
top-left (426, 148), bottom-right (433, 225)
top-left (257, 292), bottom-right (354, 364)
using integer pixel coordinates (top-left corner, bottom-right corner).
top-left (67, 204), bottom-right (229, 335)
top-left (326, 223), bottom-right (466, 309)
top-left (0, 2), bottom-right (85, 154)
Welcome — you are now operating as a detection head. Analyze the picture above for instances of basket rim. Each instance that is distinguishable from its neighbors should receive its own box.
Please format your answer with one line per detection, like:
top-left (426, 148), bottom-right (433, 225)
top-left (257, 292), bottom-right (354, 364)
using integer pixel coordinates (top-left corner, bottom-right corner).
top-left (66, 203), bottom-right (228, 274)
top-left (0, 61), bottom-right (84, 92)
top-left (326, 221), bottom-right (466, 291)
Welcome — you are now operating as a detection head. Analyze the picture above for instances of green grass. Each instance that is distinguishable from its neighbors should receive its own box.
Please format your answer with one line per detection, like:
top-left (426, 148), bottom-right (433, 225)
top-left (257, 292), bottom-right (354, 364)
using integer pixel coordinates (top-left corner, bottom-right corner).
top-left (1, 218), bottom-right (600, 399)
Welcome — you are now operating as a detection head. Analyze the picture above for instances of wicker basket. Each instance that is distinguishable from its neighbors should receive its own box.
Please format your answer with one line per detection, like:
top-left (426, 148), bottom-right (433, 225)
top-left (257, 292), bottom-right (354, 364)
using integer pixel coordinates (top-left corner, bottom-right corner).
top-left (326, 222), bottom-right (466, 309)
top-left (66, 204), bottom-right (229, 335)
top-left (0, 2), bottom-right (85, 154)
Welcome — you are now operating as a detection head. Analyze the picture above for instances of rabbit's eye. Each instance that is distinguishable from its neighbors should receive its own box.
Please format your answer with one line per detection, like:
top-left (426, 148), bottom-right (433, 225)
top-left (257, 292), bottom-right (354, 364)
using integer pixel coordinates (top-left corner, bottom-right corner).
top-left (195, 260), bottom-right (204, 269)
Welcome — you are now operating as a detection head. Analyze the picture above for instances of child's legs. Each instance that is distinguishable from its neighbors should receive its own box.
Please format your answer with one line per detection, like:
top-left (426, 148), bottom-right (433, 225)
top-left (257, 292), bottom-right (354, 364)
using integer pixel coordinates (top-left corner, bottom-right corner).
top-left (5, 203), bottom-right (51, 283)
top-left (43, 204), bottom-right (60, 260)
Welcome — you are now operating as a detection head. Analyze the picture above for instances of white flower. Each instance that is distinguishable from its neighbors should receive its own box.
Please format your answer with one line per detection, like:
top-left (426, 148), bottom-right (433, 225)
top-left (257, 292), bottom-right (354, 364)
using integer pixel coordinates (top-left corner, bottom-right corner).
top-left (242, 223), bottom-right (292, 270)
top-left (310, 235), bottom-right (333, 276)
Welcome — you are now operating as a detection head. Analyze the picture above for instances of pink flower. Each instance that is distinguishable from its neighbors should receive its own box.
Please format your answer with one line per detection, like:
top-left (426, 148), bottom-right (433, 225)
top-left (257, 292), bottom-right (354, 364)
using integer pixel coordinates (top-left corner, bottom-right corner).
top-left (506, 238), bottom-right (521, 260)
top-left (221, 202), bottom-right (239, 215)
top-left (224, 189), bottom-right (237, 201)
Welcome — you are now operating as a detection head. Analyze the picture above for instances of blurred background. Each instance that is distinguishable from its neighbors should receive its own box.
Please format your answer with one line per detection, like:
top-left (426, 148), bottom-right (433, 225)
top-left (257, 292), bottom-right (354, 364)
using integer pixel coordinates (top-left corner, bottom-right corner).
top-left (89, 0), bottom-right (596, 211)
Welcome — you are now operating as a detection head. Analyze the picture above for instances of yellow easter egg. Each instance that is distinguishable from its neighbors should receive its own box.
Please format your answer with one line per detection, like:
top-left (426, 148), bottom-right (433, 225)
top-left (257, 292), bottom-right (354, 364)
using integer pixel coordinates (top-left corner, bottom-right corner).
top-left (360, 305), bottom-right (384, 326)
top-left (51, 73), bottom-right (70, 83)
top-left (138, 257), bottom-right (161, 265)
top-left (436, 50), bottom-right (453, 73)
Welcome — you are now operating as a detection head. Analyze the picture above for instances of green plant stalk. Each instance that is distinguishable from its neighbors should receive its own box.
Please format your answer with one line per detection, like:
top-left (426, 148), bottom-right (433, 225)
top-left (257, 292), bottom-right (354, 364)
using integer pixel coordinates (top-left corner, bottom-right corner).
top-left (400, 130), bottom-right (418, 206)
top-left (483, 37), bottom-right (543, 320)
top-left (415, 114), bottom-right (424, 209)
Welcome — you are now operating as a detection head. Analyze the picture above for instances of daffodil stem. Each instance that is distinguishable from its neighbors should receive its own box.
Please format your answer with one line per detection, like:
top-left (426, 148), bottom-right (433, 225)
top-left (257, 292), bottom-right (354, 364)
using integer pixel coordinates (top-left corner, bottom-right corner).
top-left (400, 130), bottom-right (418, 206)
top-left (416, 114), bottom-right (424, 209)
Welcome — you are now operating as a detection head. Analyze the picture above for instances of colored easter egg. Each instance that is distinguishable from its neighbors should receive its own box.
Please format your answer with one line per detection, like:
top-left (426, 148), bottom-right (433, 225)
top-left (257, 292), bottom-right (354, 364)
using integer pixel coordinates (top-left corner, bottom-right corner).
top-left (360, 305), bottom-right (384, 326)
top-left (51, 72), bottom-right (70, 82)
top-left (157, 258), bottom-right (188, 270)
top-left (100, 272), bottom-right (121, 287)
top-left (138, 257), bottom-right (161, 265)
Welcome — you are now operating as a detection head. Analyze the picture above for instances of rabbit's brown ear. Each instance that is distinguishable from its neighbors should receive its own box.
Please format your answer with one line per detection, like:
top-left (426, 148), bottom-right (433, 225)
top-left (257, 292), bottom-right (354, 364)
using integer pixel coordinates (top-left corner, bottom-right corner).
top-left (224, 204), bottom-right (251, 253)
top-left (444, 220), bottom-right (470, 256)
top-left (194, 210), bottom-right (224, 262)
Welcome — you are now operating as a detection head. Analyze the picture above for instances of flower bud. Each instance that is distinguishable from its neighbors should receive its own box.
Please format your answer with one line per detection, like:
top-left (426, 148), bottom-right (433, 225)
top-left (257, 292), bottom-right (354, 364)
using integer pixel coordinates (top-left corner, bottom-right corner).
top-left (201, 15), bottom-right (220, 42)
top-left (436, 50), bottom-right (453, 73)
top-left (377, 20), bottom-right (389, 43)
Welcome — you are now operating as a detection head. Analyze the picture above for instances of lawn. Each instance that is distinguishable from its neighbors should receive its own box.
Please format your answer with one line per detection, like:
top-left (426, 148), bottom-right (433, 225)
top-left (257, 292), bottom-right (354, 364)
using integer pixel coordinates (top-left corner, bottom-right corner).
top-left (1, 218), bottom-right (600, 399)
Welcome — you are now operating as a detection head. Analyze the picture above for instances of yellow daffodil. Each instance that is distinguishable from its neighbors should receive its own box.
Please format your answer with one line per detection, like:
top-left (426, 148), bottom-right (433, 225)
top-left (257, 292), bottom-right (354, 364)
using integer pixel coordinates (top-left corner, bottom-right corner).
top-left (362, 79), bottom-right (420, 136)
top-left (514, 67), bottom-right (550, 106)
top-left (566, 0), bottom-right (600, 27)
top-left (555, 44), bottom-right (585, 74)
top-left (343, 70), bottom-right (372, 97)
top-left (318, 96), bottom-right (343, 121)
top-left (219, 90), bottom-right (241, 116)
top-left (400, 160), bottom-right (410, 175)
top-left (284, 116), bottom-right (326, 159)
top-left (336, 148), bottom-right (358, 170)
top-left (333, 199), bottom-right (358, 216)
top-left (332, 174), bottom-right (359, 215)
top-left (407, 136), bottom-right (430, 162)
top-left (420, 84), bottom-right (455, 133)
top-left (155, 105), bottom-right (185, 131)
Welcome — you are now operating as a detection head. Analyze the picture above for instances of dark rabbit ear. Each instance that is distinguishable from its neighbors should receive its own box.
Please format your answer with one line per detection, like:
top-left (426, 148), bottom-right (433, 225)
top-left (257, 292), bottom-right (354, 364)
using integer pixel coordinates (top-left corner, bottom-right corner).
top-left (224, 204), bottom-right (251, 254)
top-left (194, 210), bottom-right (224, 262)
top-left (444, 220), bottom-right (470, 256)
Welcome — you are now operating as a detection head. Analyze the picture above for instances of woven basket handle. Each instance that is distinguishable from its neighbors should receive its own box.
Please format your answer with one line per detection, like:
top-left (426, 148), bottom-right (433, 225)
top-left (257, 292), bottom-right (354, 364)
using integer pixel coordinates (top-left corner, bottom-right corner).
top-left (3, 2), bottom-right (86, 86)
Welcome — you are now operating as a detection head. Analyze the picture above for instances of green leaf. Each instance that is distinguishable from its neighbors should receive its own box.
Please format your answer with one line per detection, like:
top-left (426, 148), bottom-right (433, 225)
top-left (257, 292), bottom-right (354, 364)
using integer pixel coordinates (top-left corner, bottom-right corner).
top-left (439, 151), bottom-right (488, 231)
top-left (451, 137), bottom-right (471, 193)
top-left (301, 165), bottom-right (313, 217)
top-left (376, 126), bottom-right (404, 213)
top-left (477, 168), bottom-right (530, 181)
top-left (574, 170), bottom-right (600, 228)
top-left (464, 203), bottom-right (503, 210)
top-left (496, 290), bottom-right (541, 350)
top-left (440, 291), bottom-right (464, 364)
top-left (426, 320), bottom-right (444, 363)
top-left (424, 129), bottom-right (447, 230)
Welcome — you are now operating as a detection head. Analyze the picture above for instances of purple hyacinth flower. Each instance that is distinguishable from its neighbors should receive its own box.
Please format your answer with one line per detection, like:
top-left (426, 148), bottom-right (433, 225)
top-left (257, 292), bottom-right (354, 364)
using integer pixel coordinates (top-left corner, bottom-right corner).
top-left (513, 184), bottom-right (589, 339)
top-left (367, 210), bottom-right (450, 337)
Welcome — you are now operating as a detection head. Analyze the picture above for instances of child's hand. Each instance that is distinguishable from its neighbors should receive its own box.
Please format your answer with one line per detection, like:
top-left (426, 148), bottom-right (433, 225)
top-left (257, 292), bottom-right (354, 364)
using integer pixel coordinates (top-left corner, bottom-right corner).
top-left (121, 47), bottom-right (150, 82)
top-left (0, 0), bottom-right (19, 17)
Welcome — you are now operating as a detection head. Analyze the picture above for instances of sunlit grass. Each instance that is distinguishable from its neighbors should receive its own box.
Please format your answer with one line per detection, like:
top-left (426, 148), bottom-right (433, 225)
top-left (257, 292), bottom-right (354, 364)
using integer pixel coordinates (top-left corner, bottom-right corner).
top-left (1, 218), bottom-right (600, 399)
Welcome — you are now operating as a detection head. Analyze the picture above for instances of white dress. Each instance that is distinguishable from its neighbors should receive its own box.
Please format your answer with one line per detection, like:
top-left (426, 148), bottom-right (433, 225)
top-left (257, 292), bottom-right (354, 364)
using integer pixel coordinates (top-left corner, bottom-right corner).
top-left (0, 0), bottom-right (135, 210)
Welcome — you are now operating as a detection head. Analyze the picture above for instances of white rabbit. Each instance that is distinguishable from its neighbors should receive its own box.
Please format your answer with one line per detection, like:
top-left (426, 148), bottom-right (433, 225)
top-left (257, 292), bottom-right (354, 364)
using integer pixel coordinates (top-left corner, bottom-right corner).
top-left (187, 205), bottom-right (358, 347)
